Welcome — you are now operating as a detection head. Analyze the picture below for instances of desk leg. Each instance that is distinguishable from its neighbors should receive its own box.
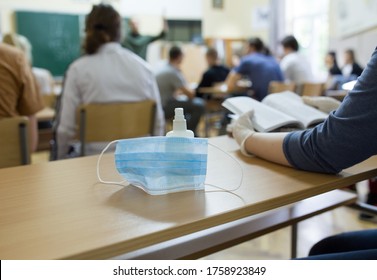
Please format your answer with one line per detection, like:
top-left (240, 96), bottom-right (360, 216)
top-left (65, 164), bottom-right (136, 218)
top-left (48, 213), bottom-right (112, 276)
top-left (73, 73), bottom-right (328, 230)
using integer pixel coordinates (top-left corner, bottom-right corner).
top-left (291, 223), bottom-right (298, 259)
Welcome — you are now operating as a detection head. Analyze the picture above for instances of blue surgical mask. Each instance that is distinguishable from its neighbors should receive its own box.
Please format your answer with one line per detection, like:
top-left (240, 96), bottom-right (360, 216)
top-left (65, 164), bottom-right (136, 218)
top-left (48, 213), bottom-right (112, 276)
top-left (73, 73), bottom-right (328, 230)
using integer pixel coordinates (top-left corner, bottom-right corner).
top-left (97, 136), bottom-right (208, 195)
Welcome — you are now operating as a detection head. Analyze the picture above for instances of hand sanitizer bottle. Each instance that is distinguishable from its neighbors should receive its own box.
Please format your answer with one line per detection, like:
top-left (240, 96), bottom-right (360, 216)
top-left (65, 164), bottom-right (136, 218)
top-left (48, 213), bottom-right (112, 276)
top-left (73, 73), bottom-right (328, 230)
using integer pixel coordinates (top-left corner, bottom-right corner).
top-left (166, 108), bottom-right (194, 138)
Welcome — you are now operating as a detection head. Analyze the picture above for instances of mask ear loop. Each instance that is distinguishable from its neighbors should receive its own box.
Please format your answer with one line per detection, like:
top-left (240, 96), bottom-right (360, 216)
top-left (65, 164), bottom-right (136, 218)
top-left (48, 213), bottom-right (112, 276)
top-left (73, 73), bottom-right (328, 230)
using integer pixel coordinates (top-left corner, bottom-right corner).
top-left (205, 142), bottom-right (244, 193)
top-left (97, 140), bottom-right (128, 186)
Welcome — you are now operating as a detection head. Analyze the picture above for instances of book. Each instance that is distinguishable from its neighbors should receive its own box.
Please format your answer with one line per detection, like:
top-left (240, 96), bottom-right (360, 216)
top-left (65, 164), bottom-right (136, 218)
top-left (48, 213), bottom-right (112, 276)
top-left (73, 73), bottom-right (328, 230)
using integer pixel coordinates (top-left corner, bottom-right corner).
top-left (222, 91), bottom-right (328, 132)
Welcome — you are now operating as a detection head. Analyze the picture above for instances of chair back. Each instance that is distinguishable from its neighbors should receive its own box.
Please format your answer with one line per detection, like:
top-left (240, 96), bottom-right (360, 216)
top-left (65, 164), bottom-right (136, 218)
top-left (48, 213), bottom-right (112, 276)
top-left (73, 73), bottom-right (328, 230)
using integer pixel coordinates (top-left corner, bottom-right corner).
top-left (0, 117), bottom-right (30, 168)
top-left (42, 94), bottom-right (58, 108)
top-left (268, 81), bottom-right (296, 94)
top-left (301, 82), bottom-right (325, 96)
top-left (78, 100), bottom-right (156, 156)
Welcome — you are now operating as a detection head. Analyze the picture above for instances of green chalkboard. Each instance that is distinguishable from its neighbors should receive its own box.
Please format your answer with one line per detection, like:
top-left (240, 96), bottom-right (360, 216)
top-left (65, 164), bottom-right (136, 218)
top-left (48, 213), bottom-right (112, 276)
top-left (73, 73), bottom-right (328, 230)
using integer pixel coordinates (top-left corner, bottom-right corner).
top-left (15, 11), bottom-right (83, 77)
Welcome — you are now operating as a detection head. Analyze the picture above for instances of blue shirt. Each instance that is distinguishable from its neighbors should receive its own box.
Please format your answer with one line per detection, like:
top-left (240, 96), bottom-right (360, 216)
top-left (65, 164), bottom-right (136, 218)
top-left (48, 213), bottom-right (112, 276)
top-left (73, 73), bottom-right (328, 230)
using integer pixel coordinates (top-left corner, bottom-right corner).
top-left (234, 53), bottom-right (284, 100)
top-left (283, 47), bottom-right (377, 174)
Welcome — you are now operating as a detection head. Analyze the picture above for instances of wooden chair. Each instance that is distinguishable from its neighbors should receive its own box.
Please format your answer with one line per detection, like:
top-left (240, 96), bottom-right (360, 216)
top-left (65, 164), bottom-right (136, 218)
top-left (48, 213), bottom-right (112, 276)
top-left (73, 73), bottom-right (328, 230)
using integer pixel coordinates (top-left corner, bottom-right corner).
top-left (268, 81), bottom-right (296, 94)
top-left (42, 94), bottom-right (58, 109)
top-left (78, 100), bottom-right (156, 156)
top-left (301, 82), bottom-right (325, 96)
top-left (0, 117), bottom-right (30, 168)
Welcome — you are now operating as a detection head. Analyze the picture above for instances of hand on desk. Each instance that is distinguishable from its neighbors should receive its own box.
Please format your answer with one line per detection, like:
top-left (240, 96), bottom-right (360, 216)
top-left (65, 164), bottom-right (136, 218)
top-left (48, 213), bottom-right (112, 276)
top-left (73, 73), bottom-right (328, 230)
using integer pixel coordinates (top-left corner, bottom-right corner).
top-left (233, 110), bottom-right (255, 156)
top-left (302, 96), bottom-right (341, 114)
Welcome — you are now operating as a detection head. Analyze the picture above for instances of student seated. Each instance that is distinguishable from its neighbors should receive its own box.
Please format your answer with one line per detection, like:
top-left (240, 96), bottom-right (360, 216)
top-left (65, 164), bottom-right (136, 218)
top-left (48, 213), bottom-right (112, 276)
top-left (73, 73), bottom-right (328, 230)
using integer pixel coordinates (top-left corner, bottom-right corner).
top-left (279, 35), bottom-right (313, 87)
top-left (226, 37), bottom-right (284, 101)
top-left (3, 33), bottom-right (55, 95)
top-left (342, 48), bottom-right (364, 79)
top-left (196, 47), bottom-right (230, 99)
top-left (56, 4), bottom-right (165, 159)
top-left (0, 43), bottom-right (44, 152)
top-left (231, 45), bottom-right (377, 259)
top-left (325, 51), bottom-right (342, 76)
top-left (324, 51), bottom-right (343, 90)
top-left (155, 45), bottom-right (205, 136)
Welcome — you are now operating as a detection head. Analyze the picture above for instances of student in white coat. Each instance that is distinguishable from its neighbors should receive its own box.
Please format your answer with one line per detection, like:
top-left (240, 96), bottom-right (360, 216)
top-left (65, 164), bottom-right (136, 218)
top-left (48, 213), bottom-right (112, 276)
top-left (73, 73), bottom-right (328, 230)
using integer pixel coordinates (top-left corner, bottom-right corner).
top-left (56, 4), bottom-right (165, 159)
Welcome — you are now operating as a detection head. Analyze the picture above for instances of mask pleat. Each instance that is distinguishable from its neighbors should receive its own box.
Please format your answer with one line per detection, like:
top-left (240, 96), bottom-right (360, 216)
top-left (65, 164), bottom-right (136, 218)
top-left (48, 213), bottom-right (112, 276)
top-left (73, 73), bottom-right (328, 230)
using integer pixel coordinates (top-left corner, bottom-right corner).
top-left (115, 152), bottom-right (207, 162)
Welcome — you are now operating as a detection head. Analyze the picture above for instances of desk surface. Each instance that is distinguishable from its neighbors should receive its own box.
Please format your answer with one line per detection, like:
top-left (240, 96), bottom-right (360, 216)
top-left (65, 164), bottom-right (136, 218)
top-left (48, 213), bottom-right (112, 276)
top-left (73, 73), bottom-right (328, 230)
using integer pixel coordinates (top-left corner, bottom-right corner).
top-left (1, 136), bottom-right (377, 259)
top-left (36, 107), bottom-right (55, 122)
top-left (325, 90), bottom-right (348, 101)
top-left (198, 82), bottom-right (251, 95)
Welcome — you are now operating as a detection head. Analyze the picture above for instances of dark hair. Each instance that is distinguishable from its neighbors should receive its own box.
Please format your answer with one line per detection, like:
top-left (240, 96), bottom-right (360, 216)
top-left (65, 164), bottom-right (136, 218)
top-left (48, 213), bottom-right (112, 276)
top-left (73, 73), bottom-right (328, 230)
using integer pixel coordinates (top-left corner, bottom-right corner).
top-left (248, 37), bottom-right (271, 56)
top-left (169, 46), bottom-right (183, 60)
top-left (327, 51), bottom-right (342, 75)
top-left (328, 51), bottom-right (338, 64)
top-left (206, 47), bottom-right (218, 59)
top-left (281, 35), bottom-right (299, 51)
top-left (84, 4), bottom-right (121, 54)
top-left (345, 49), bottom-right (355, 62)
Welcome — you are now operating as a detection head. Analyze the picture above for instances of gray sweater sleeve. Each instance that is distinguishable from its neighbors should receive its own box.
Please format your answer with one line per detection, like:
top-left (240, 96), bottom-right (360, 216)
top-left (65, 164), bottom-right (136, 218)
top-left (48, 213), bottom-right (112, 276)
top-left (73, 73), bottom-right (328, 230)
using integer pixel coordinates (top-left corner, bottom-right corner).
top-left (283, 47), bottom-right (377, 174)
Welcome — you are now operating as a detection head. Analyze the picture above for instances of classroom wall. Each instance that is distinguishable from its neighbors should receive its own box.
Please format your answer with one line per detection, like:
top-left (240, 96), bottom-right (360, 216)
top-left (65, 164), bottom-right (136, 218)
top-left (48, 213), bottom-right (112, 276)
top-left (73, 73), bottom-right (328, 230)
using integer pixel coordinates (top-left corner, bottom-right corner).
top-left (119, 0), bottom-right (202, 19)
top-left (202, 0), bottom-right (270, 41)
top-left (120, 0), bottom-right (202, 35)
top-left (0, 0), bottom-right (201, 36)
top-left (1, 0), bottom-right (272, 40)
top-left (328, 0), bottom-right (377, 68)
top-left (0, 0), bottom-right (203, 48)
top-left (328, 29), bottom-right (377, 68)
top-left (0, 0), bottom-right (105, 35)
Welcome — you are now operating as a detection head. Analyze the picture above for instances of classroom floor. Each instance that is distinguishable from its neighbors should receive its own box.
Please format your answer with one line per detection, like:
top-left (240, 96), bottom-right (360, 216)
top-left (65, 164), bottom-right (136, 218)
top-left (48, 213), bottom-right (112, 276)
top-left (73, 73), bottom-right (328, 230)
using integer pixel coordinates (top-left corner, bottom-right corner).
top-left (31, 117), bottom-right (376, 260)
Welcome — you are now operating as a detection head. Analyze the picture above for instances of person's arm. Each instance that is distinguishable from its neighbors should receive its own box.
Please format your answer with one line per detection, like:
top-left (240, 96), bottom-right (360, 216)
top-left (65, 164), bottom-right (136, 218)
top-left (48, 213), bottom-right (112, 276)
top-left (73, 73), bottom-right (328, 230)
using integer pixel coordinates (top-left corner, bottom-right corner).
top-left (226, 71), bottom-right (242, 92)
top-left (28, 114), bottom-right (38, 152)
top-left (147, 19), bottom-right (168, 44)
top-left (178, 86), bottom-right (195, 99)
top-left (244, 133), bottom-right (291, 166)
top-left (171, 69), bottom-right (195, 99)
top-left (197, 71), bottom-right (213, 89)
top-left (196, 71), bottom-right (214, 97)
top-left (232, 111), bottom-right (291, 167)
top-left (234, 47), bottom-right (377, 174)
top-left (56, 65), bottom-right (81, 159)
top-left (17, 51), bottom-right (44, 152)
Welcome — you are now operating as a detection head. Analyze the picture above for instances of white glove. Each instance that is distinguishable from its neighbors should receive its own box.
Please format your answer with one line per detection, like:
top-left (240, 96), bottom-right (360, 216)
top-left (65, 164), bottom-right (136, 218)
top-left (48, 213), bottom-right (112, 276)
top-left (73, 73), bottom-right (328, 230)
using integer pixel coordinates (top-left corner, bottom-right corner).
top-left (232, 110), bottom-right (255, 156)
top-left (302, 96), bottom-right (341, 113)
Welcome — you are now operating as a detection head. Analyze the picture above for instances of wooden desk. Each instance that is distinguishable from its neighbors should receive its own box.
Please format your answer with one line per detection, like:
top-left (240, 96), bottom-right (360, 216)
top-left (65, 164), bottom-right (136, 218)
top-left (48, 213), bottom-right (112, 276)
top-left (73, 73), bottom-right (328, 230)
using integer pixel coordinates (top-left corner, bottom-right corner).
top-left (197, 83), bottom-right (252, 96)
top-left (197, 83), bottom-right (253, 136)
top-left (1, 136), bottom-right (377, 260)
top-left (325, 89), bottom-right (348, 101)
top-left (36, 107), bottom-right (55, 122)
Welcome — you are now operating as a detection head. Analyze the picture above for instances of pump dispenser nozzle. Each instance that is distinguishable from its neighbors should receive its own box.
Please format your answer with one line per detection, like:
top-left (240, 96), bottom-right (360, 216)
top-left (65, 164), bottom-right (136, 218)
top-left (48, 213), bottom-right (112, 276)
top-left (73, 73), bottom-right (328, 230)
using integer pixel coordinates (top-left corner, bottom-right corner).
top-left (166, 108), bottom-right (194, 138)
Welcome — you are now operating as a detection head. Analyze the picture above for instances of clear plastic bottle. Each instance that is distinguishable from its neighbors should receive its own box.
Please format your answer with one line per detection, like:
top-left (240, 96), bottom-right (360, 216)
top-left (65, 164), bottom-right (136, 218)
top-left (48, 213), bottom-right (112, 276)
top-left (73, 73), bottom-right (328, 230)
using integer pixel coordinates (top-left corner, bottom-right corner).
top-left (166, 108), bottom-right (194, 138)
